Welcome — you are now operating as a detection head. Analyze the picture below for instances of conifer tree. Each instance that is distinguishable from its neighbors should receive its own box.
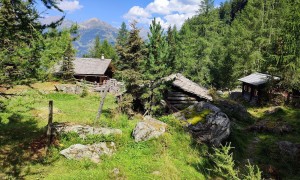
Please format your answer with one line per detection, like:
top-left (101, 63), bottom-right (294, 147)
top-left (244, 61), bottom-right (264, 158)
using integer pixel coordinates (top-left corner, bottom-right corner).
top-left (166, 25), bottom-right (179, 73)
top-left (61, 41), bottom-right (75, 81)
top-left (0, 0), bottom-right (63, 85)
top-left (116, 21), bottom-right (146, 113)
top-left (115, 22), bottom-right (129, 69)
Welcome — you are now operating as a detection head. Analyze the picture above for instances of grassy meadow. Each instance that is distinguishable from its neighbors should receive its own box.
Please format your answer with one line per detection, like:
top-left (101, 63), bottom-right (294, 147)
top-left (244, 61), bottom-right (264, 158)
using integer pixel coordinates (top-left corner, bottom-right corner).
top-left (1, 82), bottom-right (300, 179)
top-left (0, 83), bottom-right (207, 179)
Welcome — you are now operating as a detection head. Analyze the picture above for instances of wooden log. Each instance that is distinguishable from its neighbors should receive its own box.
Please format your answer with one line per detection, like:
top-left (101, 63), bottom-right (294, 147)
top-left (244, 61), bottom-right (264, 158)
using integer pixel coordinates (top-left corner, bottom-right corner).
top-left (46, 100), bottom-right (53, 154)
top-left (169, 100), bottom-right (198, 104)
top-left (167, 91), bottom-right (189, 97)
top-left (167, 96), bottom-right (197, 101)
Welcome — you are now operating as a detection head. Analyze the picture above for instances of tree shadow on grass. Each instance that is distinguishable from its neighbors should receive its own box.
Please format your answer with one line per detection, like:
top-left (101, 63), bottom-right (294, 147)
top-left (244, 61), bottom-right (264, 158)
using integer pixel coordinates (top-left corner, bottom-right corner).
top-left (0, 113), bottom-right (49, 179)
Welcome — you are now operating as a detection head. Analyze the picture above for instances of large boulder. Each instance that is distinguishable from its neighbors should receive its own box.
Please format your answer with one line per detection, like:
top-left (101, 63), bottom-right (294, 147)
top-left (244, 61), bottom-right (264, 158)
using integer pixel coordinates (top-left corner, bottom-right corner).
top-left (177, 101), bottom-right (230, 146)
top-left (52, 123), bottom-right (122, 138)
top-left (60, 142), bottom-right (116, 163)
top-left (132, 116), bottom-right (167, 142)
top-left (216, 99), bottom-right (251, 122)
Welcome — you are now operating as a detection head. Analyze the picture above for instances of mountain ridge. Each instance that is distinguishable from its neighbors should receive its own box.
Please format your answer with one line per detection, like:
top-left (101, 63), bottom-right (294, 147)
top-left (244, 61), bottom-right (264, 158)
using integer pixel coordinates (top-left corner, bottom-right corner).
top-left (58, 18), bottom-right (118, 57)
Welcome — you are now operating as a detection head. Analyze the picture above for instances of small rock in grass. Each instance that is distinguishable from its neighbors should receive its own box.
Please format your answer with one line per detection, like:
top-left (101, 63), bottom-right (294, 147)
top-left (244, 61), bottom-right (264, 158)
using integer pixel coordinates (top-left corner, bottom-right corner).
top-left (60, 142), bottom-right (116, 163)
top-left (132, 116), bottom-right (167, 142)
top-left (52, 123), bottom-right (122, 138)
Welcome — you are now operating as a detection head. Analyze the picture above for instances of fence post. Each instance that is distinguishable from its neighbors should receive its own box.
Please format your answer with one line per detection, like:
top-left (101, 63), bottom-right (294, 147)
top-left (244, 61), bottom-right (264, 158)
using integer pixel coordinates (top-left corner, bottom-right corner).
top-left (46, 100), bottom-right (53, 153)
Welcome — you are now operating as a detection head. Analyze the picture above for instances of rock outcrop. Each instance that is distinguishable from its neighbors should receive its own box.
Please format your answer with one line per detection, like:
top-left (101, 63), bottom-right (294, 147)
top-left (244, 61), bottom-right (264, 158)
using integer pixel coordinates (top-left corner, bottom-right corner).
top-left (177, 102), bottom-right (231, 146)
top-left (132, 116), bottom-right (167, 142)
top-left (277, 141), bottom-right (300, 158)
top-left (248, 120), bottom-right (293, 134)
top-left (60, 142), bottom-right (116, 163)
top-left (216, 99), bottom-right (251, 121)
top-left (52, 123), bottom-right (122, 138)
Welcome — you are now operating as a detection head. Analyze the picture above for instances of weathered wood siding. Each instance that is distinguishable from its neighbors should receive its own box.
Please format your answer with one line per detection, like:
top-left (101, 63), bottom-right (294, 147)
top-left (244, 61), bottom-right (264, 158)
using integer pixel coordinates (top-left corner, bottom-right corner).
top-left (166, 87), bottom-right (202, 110)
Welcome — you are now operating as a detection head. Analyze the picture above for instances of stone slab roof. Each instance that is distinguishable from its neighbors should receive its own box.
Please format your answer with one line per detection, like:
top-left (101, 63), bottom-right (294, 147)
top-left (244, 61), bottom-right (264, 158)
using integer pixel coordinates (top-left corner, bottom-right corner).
top-left (73, 58), bottom-right (112, 75)
top-left (54, 58), bottom-right (112, 75)
top-left (164, 73), bottom-right (213, 101)
top-left (238, 72), bottom-right (280, 86)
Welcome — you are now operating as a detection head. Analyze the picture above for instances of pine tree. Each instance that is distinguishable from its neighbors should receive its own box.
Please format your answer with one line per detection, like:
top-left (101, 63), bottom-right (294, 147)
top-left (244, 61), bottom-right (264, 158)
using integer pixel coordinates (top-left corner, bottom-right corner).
top-left (166, 25), bottom-right (179, 73)
top-left (0, 0), bottom-right (64, 85)
top-left (120, 21), bottom-right (145, 71)
top-left (116, 21), bottom-right (146, 113)
top-left (142, 18), bottom-right (170, 115)
top-left (144, 18), bottom-right (168, 79)
top-left (61, 41), bottom-right (75, 81)
top-left (115, 22), bottom-right (129, 69)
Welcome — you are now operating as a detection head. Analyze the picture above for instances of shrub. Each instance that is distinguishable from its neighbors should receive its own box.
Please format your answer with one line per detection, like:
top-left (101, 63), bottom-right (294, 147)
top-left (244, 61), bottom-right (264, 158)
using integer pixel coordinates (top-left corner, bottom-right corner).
top-left (80, 82), bottom-right (89, 98)
top-left (209, 143), bottom-right (262, 180)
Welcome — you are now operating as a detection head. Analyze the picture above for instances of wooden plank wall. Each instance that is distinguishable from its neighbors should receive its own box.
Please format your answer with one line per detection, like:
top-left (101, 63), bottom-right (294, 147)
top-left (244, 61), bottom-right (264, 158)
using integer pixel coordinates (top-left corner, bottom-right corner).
top-left (166, 91), bottom-right (199, 109)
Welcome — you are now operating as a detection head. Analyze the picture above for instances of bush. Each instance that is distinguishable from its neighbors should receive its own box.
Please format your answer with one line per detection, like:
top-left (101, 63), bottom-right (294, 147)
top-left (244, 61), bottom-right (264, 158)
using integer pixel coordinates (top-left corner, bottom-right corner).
top-left (80, 82), bottom-right (89, 98)
top-left (209, 143), bottom-right (262, 180)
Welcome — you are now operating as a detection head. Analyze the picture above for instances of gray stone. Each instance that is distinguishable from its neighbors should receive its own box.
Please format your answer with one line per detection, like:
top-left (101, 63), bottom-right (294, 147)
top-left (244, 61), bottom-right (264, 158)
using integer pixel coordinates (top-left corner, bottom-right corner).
top-left (55, 84), bottom-right (83, 94)
top-left (216, 99), bottom-right (251, 121)
top-left (132, 116), bottom-right (167, 142)
top-left (60, 142), bottom-right (116, 163)
top-left (277, 141), bottom-right (300, 158)
top-left (52, 123), bottom-right (122, 138)
top-left (178, 102), bottom-right (230, 146)
top-left (193, 101), bottom-right (221, 113)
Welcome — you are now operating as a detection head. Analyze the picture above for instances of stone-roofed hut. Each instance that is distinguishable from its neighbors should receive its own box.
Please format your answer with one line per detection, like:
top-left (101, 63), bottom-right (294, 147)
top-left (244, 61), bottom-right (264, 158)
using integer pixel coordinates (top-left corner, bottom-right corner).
top-left (238, 72), bottom-right (280, 102)
top-left (164, 73), bottom-right (213, 110)
top-left (55, 57), bottom-right (115, 85)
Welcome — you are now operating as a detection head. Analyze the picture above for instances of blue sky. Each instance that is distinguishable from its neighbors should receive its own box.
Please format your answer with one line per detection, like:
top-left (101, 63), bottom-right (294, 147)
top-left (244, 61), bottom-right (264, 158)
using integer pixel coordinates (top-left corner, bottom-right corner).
top-left (39, 0), bottom-right (226, 28)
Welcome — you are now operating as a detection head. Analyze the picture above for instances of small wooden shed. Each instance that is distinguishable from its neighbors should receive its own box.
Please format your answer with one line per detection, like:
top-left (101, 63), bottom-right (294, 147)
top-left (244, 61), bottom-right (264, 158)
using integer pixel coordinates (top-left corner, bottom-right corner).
top-left (164, 73), bottom-right (213, 110)
top-left (72, 58), bottom-right (115, 84)
top-left (238, 72), bottom-right (280, 102)
top-left (55, 57), bottom-right (115, 84)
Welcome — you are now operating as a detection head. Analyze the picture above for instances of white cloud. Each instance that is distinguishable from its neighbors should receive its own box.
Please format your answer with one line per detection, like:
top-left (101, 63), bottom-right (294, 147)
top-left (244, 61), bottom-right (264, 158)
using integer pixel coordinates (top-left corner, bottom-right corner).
top-left (123, 0), bottom-right (202, 29)
top-left (124, 6), bottom-right (151, 19)
top-left (57, 0), bottom-right (83, 12)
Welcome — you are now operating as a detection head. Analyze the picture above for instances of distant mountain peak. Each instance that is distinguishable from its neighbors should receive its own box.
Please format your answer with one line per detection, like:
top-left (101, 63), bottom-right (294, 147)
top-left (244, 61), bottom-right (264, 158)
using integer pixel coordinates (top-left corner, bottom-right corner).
top-left (80, 17), bottom-right (111, 29)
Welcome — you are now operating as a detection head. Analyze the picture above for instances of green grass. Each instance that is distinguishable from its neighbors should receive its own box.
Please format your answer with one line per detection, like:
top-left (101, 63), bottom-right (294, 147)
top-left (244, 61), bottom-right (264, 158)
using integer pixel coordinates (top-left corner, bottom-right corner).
top-left (0, 84), bottom-right (207, 179)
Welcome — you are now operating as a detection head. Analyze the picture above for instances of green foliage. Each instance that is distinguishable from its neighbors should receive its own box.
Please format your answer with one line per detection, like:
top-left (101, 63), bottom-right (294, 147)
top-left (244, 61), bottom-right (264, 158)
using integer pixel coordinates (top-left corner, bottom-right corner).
top-left (209, 143), bottom-right (262, 180)
top-left (84, 36), bottom-right (118, 60)
top-left (80, 82), bottom-right (89, 98)
top-left (0, 87), bottom-right (207, 179)
top-left (0, 0), bottom-right (64, 85)
top-left (242, 161), bottom-right (262, 180)
top-left (210, 143), bottom-right (239, 179)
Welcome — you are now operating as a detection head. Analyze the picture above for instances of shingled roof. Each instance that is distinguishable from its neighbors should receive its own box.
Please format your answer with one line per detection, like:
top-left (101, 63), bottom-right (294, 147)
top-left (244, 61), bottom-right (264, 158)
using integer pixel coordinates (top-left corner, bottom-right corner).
top-left (238, 72), bottom-right (280, 86)
top-left (73, 58), bottom-right (112, 75)
top-left (164, 73), bottom-right (213, 101)
top-left (54, 58), bottom-right (112, 75)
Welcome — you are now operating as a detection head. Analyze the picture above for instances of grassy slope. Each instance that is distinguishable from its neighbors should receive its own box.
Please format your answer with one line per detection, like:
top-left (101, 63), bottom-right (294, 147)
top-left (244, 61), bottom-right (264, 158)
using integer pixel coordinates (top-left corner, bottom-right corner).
top-left (229, 103), bottom-right (300, 179)
top-left (0, 83), bottom-right (206, 179)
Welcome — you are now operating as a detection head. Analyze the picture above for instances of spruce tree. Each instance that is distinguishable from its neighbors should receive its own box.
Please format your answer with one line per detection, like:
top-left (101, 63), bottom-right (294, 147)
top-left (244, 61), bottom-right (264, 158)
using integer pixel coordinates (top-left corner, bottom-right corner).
top-left (115, 22), bottom-right (129, 69)
top-left (61, 41), bottom-right (75, 81)
top-left (0, 0), bottom-right (63, 85)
